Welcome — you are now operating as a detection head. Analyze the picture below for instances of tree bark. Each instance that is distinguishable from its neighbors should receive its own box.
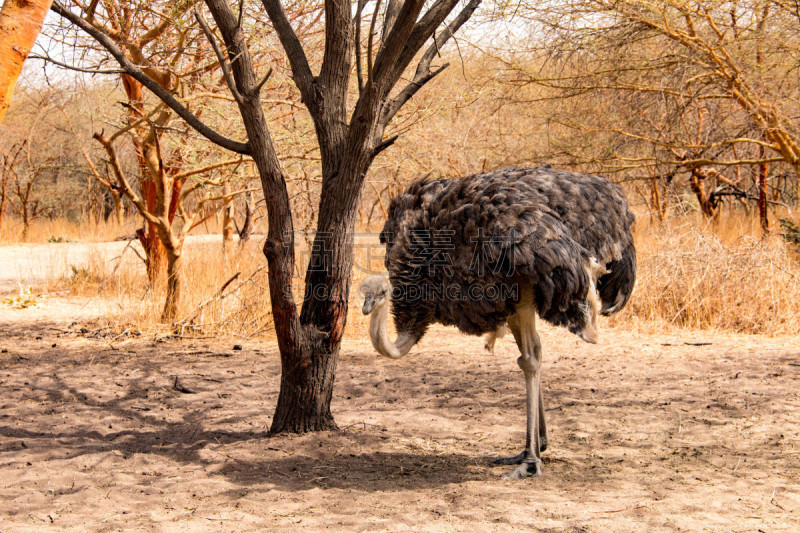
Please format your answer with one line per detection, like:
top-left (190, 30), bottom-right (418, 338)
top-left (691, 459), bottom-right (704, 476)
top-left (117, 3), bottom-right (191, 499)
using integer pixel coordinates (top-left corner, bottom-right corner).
top-left (222, 182), bottom-right (235, 250)
top-left (136, 225), bottom-right (168, 284)
top-left (0, 0), bottom-right (53, 124)
top-left (758, 160), bottom-right (769, 235)
top-left (270, 330), bottom-right (339, 432)
top-left (162, 246), bottom-right (182, 321)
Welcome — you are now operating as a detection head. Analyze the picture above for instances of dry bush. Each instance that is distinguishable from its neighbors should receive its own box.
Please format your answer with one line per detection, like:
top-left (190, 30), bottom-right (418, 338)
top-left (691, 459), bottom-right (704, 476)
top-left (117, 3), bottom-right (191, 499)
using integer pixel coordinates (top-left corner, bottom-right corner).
top-left (50, 239), bottom-right (274, 338)
top-left (41, 229), bottom-right (387, 340)
top-left (609, 214), bottom-right (800, 335)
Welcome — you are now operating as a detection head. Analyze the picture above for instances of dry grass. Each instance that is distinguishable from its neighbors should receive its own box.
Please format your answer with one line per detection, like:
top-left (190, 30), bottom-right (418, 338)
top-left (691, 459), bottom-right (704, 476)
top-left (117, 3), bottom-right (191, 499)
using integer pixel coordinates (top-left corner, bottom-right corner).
top-left (17, 210), bottom-right (800, 338)
top-left (46, 239), bottom-right (274, 338)
top-left (0, 217), bottom-right (135, 244)
top-left (608, 212), bottom-right (800, 335)
top-left (0, 215), bottom-right (233, 244)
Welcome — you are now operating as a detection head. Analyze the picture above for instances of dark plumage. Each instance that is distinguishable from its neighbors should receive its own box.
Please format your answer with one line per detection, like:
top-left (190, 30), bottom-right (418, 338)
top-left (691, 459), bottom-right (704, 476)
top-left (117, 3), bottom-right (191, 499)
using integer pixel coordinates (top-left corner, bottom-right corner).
top-left (379, 166), bottom-right (636, 343)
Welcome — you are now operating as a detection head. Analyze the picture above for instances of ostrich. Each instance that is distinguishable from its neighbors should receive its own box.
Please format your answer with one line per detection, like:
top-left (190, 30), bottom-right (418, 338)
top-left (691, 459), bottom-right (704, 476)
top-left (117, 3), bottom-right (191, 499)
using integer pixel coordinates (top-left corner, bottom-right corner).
top-left (359, 166), bottom-right (636, 479)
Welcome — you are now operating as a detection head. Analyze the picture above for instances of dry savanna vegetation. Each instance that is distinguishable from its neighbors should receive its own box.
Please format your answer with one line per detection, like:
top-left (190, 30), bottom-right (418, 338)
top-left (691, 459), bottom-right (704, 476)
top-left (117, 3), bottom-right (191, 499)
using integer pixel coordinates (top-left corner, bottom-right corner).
top-left (1, 0), bottom-right (800, 531)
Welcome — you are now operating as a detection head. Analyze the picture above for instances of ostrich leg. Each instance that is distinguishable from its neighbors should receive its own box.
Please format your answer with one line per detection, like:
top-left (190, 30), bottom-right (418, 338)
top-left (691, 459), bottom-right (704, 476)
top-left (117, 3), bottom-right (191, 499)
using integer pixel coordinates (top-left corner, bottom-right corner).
top-left (494, 292), bottom-right (545, 479)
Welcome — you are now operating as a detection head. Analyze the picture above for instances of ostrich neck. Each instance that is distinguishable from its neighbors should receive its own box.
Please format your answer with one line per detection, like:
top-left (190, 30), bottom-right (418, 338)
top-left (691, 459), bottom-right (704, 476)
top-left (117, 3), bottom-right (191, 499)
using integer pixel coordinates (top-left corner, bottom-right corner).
top-left (368, 301), bottom-right (416, 359)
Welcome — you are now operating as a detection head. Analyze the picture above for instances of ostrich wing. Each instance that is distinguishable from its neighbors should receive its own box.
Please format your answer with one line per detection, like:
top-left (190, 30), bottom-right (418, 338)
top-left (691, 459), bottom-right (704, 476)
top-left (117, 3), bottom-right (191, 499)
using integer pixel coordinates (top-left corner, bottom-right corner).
top-left (382, 169), bottom-right (600, 338)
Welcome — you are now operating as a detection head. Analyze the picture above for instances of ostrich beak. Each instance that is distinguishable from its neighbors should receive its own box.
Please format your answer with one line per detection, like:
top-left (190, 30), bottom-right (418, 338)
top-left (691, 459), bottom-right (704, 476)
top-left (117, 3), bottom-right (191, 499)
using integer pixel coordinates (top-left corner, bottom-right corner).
top-left (362, 297), bottom-right (376, 315)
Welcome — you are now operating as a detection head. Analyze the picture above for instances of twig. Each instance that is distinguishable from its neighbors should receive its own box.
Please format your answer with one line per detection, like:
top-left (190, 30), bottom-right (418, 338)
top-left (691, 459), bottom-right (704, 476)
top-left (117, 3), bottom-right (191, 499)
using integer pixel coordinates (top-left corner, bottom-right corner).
top-left (172, 376), bottom-right (197, 394)
top-left (176, 271), bottom-right (241, 324)
top-left (175, 265), bottom-right (265, 326)
top-left (253, 67), bottom-right (274, 94)
top-left (194, 9), bottom-right (244, 105)
top-left (110, 239), bottom-right (138, 275)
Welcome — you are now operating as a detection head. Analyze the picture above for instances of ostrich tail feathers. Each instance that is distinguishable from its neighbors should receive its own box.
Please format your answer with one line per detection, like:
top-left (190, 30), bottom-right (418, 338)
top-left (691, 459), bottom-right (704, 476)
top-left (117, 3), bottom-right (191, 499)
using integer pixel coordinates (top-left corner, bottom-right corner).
top-left (598, 241), bottom-right (637, 316)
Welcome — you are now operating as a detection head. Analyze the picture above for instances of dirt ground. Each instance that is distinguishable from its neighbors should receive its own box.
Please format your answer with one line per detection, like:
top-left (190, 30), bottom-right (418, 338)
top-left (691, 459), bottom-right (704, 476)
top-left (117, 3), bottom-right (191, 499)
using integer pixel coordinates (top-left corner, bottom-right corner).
top-left (1, 300), bottom-right (799, 532)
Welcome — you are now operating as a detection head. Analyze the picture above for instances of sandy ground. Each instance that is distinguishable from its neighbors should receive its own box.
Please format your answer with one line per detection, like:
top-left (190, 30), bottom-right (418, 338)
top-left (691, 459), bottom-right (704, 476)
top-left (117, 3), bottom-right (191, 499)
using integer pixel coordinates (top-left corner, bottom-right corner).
top-left (1, 293), bottom-right (799, 532)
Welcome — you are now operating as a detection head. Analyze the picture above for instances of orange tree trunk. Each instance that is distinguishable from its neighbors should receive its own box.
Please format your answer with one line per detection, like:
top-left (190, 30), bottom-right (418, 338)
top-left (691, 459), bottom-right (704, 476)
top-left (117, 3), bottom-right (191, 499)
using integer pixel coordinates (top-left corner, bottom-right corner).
top-left (0, 0), bottom-right (53, 123)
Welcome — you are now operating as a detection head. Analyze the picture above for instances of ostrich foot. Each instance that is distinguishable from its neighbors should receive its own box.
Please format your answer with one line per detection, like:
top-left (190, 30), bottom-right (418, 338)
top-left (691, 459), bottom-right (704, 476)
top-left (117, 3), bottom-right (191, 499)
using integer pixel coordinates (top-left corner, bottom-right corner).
top-left (502, 458), bottom-right (543, 480)
top-left (493, 451), bottom-right (528, 465)
top-left (493, 440), bottom-right (548, 466)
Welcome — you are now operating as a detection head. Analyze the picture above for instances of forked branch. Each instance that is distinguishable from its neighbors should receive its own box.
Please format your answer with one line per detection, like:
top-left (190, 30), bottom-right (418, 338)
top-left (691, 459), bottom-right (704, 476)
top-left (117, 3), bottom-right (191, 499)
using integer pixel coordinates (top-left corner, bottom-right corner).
top-left (382, 0), bottom-right (482, 126)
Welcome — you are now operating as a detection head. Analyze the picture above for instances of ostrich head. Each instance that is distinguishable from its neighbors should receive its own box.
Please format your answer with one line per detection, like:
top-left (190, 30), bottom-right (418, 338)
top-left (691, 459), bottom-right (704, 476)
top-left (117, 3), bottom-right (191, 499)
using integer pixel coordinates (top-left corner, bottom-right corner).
top-left (359, 274), bottom-right (390, 315)
top-left (358, 274), bottom-right (416, 359)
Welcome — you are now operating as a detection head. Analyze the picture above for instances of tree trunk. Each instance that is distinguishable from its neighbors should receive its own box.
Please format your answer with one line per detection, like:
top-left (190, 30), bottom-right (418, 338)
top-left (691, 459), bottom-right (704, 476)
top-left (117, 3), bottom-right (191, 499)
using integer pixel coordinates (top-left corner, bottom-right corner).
top-left (0, 177), bottom-right (7, 234)
top-left (236, 190), bottom-right (253, 245)
top-left (222, 182), bottom-right (235, 250)
top-left (112, 190), bottom-right (124, 226)
top-left (689, 168), bottom-right (717, 219)
top-left (161, 247), bottom-right (182, 322)
top-left (0, 0), bottom-right (53, 124)
top-left (269, 146), bottom-right (373, 433)
top-left (270, 331), bottom-right (339, 432)
top-left (137, 226), bottom-right (168, 284)
top-left (20, 197), bottom-right (30, 241)
top-left (758, 157), bottom-right (769, 236)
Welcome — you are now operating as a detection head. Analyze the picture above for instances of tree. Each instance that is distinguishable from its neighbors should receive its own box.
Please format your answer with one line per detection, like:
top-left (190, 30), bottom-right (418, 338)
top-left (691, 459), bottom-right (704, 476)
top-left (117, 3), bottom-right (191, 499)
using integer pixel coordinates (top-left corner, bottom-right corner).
top-left (2, 91), bottom-right (70, 240)
top-left (45, 0), bottom-right (284, 319)
top-left (492, 0), bottom-right (800, 232)
top-left (0, 140), bottom-right (24, 234)
top-left (2, 83), bottom-right (123, 235)
top-left (53, 0), bottom-right (481, 432)
top-left (0, 0), bottom-right (53, 123)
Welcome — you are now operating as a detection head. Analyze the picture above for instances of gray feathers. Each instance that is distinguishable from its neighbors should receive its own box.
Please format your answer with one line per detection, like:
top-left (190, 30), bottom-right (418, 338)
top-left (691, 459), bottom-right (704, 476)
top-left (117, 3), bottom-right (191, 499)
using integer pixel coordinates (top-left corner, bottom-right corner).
top-left (380, 166), bottom-right (636, 342)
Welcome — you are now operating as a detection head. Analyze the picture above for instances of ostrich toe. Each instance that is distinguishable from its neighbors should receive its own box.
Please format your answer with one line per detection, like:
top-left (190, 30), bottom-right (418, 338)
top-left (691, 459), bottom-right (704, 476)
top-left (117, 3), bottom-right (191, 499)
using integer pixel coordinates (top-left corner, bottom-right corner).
top-left (502, 458), bottom-right (543, 480)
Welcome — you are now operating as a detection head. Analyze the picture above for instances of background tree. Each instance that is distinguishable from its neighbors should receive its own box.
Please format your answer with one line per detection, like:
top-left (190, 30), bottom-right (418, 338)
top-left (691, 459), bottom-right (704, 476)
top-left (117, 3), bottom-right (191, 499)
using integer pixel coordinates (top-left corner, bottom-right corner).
top-left (0, 140), bottom-right (23, 234)
top-left (489, 0), bottom-right (800, 232)
top-left (42, 0), bottom-right (314, 318)
top-left (0, 88), bottom-right (85, 240)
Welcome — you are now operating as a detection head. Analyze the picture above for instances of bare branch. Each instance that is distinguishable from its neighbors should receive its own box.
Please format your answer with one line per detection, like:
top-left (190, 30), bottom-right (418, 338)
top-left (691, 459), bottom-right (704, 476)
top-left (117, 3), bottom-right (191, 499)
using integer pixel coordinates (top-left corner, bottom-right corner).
top-left (173, 157), bottom-right (248, 180)
top-left (367, 0), bottom-right (384, 84)
top-left (253, 67), bottom-right (274, 94)
top-left (372, 134), bottom-right (399, 157)
top-left (194, 9), bottom-right (244, 105)
top-left (93, 133), bottom-right (161, 228)
top-left (371, 0), bottom-right (426, 88)
top-left (27, 54), bottom-right (123, 75)
top-left (260, 0), bottom-right (314, 103)
top-left (51, 0), bottom-right (251, 155)
top-left (354, 0), bottom-right (367, 93)
top-left (140, 0), bottom-right (198, 48)
top-left (110, 103), bottom-right (167, 143)
top-left (382, 0), bottom-right (481, 126)
top-left (382, 63), bottom-right (448, 126)
top-left (382, 0), bottom-right (403, 43)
